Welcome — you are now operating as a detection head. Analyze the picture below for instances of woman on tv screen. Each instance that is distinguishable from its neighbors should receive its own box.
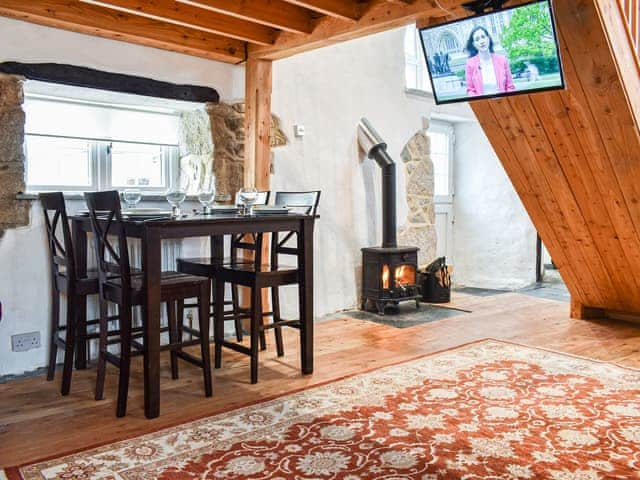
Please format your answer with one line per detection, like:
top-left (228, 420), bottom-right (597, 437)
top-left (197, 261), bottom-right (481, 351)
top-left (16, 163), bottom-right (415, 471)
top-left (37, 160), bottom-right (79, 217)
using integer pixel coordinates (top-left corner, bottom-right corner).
top-left (464, 26), bottom-right (516, 96)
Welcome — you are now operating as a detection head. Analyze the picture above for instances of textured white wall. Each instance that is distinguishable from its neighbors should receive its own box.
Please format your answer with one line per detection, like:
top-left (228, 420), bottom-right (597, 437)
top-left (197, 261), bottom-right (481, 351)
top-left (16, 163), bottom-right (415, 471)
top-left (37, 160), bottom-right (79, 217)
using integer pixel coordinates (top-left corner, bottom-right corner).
top-left (0, 17), bottom-right (241, 376)
top-left (0, 17), bottom-right (244, 100)
top-left (452, 122), bottom-right (537, 289)
top-left (0, 19), bottom-right (536, 376)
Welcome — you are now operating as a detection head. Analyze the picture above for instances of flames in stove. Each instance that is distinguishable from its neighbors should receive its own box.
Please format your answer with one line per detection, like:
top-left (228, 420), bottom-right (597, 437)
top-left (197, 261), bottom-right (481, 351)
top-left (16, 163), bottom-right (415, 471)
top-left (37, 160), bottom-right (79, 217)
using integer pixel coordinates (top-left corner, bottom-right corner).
top-left (382, 264), bottom-right (417, 290)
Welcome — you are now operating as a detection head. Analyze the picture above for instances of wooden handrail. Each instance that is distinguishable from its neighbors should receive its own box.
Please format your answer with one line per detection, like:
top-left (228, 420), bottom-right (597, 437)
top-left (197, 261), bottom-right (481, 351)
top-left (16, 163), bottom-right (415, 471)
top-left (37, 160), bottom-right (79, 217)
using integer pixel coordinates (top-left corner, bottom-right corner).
top-left (618, 0), bottom-right (639, 65)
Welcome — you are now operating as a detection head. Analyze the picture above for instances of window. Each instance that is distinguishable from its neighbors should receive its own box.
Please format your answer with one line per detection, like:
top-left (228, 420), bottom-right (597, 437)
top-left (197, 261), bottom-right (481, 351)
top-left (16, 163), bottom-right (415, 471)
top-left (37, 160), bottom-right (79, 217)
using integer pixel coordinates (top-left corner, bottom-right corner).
top-left (404, 26), bottom-right (432, 93)
top-left (427, 120), bottom-right (454, 202)
top-left (24, 96), bottom-right (180, 193)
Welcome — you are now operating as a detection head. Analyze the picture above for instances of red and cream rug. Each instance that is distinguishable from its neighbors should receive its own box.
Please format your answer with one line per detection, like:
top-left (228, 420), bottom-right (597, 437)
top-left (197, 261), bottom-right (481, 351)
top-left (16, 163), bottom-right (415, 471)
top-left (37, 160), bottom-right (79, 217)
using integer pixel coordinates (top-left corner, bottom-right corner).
top-left (5, 339), bottom-right (640, 479)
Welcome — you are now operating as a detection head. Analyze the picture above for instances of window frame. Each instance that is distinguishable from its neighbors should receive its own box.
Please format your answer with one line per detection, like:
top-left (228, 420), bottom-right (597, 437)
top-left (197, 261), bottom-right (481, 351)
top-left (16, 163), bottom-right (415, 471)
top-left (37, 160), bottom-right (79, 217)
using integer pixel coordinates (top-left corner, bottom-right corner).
top-left (25, 133), bottom-right (180, 194)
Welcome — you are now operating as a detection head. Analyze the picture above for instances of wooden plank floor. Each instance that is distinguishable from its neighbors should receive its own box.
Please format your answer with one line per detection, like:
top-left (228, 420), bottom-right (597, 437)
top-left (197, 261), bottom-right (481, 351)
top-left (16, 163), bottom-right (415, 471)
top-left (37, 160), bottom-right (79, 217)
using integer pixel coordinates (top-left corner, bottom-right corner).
top-left (2, 292), bottom-right (640, 468)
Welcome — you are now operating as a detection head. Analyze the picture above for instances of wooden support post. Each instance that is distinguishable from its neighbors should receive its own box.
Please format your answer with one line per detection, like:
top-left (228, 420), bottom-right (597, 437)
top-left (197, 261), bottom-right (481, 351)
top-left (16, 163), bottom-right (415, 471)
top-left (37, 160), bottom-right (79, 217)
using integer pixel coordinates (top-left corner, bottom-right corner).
top-left (244, 58), bottom-right (273, 323)
top-left (244, 58), bottom-right (273, 189)
top-left (570, 297), bottom-right (605, 320)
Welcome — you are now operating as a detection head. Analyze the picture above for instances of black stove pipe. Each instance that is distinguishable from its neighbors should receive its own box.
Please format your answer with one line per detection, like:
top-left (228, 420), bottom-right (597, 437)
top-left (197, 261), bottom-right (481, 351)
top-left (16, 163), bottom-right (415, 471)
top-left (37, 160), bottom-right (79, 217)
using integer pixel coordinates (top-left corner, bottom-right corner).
top-left (358, 118), bottom-right (397, 248)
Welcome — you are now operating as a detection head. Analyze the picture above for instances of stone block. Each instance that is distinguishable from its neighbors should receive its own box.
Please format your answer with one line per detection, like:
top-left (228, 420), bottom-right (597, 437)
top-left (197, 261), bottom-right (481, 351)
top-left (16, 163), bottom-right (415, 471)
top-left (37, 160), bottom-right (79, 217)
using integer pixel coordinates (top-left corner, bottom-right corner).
top-left (0, 75), bottom-right (24, 108)
top-left (0, 199), bottom-right (30, 226)
top-left (406, 162), bottom-right (434, 196)
top-left (0, 109), bottom-right (25, 163)
top-left (399, 225), bottom-right (437, 266)
top-left (0, 163), bottom-right (26, 198)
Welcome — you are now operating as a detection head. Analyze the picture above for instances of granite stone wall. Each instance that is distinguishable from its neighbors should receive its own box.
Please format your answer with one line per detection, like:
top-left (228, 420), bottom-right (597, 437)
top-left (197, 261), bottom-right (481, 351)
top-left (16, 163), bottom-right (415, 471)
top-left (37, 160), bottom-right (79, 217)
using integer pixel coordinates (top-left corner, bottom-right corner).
top-left (0, 74), bottom-right (29, 238)
top-left (206, 102), bottom-right (287, 202)
top-left (399, 130), bottom-right (436, 267)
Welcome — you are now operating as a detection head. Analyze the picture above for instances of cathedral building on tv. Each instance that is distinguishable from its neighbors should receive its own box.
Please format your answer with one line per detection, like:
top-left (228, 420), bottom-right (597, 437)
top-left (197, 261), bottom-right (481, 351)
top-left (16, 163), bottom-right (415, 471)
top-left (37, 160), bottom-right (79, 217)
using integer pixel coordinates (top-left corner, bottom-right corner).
top-left (421, 9), bottom-right (514, 77)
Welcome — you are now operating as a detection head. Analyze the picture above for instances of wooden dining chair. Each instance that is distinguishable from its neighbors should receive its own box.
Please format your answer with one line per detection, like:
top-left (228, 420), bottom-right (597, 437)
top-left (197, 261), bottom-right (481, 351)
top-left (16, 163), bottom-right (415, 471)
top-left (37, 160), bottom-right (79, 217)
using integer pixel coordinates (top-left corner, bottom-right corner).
top-left (40, 192), bottom-right (102, 395)
top-left (212, 190), bottom-right (320, 384)
top-left (177, 191), bottom-right (271, 343)
top-left (85, 190), bottom-right (212, 417)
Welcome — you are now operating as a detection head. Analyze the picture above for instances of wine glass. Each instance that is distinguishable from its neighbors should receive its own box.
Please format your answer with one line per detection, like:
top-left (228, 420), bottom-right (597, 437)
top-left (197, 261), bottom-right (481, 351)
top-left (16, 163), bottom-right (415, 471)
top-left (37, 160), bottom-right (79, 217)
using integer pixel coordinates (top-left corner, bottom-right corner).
top-left (166, 189), bottom-right (187, 217)
top-left (238, 187), bottom-right (258, 216)
top-left (123, 188), bottom-right (142, 210)
top-left (198, 188), bottom-right (215, 214)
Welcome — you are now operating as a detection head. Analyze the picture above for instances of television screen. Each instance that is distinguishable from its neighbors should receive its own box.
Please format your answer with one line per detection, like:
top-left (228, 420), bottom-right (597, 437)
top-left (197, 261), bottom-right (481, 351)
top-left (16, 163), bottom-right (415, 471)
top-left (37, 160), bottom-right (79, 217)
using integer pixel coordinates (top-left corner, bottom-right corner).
top-left (418, 0), bottom-right (565, 105)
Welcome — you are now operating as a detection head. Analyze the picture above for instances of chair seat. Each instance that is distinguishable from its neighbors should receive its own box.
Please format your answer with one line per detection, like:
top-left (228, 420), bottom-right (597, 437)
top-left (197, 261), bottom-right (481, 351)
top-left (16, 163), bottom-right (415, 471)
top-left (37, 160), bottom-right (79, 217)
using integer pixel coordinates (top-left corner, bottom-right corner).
top-left (104, 271), bottom-right (208, 304)
top-left (178, 257), bottom-right (253, 277)
top-left (56, 269), bottom-right (100, 295)
top-left (216, 262), bottom-right (300, 288)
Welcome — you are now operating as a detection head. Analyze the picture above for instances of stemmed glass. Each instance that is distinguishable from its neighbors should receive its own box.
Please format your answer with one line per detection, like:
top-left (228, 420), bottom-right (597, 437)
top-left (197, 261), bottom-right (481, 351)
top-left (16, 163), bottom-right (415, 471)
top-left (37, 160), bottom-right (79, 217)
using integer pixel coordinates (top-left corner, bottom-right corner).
top-left (238, 187), bottom-right (259, 216)
top-left (198, 188), bottom-right (215, 214)
top-left (123, 188), bottom-right (142, 210)
top-left (166, 189), bottom-right (187, 217)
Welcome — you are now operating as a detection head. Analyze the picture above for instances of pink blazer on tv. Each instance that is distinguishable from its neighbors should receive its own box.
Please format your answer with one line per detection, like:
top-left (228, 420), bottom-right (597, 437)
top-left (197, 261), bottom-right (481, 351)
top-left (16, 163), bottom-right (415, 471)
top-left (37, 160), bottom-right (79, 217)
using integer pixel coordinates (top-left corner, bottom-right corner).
top-left (465, 54), bottom-right (515, 96)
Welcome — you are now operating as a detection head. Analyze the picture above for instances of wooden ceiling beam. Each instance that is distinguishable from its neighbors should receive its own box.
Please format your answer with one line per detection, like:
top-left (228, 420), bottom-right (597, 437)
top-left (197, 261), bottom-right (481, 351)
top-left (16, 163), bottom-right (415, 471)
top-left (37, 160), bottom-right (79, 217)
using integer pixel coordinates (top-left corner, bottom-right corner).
top-left (176, 0), bottom-right (315, 34)
top-left (248, 0), bottom-right (443, 60)
top-left (0, 0), bottom-right (245, 63)
top-left (80, 0), bottom-right (278, 45)
top-left (248, 0), bottom-right (532, 60)
top-left (282, 0), bottom-right (361, 21)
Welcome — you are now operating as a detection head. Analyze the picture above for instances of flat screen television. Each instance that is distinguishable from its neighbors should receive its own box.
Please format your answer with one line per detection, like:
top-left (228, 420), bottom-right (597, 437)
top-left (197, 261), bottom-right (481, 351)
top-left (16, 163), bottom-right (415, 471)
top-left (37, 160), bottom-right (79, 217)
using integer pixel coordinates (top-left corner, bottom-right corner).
top-left (418, 0), bottom-right (565, 105)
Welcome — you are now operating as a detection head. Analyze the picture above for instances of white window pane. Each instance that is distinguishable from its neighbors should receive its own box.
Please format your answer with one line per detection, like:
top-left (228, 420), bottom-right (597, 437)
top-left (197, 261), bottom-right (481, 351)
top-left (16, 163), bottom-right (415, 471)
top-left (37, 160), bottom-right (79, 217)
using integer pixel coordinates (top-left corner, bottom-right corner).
top-left (111, 143), bottom-right (165, 188)
top-left (429, 132), bottom-right (449, 155)
top-left (26, 135), bottom-right (91, 187)
top-left (404, 26), bottom-right (417, 58)
top-left (406, 64), bottom-right (418, 90)
top-left (432, 154), bottom-right (450, 196)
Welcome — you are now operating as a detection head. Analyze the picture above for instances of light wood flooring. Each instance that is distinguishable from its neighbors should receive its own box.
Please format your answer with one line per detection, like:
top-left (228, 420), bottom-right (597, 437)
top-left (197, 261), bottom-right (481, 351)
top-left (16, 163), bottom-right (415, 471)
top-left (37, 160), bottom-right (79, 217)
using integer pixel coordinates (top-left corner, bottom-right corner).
top-left (2, 291), bottom-right (640, 467)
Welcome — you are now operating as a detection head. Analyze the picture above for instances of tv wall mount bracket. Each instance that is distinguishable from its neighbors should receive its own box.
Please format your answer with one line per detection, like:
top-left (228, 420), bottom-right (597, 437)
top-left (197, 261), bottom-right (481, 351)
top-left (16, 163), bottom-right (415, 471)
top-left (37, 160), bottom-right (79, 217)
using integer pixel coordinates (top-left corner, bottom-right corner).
top-left (461, 0), bottom-right (509, 15)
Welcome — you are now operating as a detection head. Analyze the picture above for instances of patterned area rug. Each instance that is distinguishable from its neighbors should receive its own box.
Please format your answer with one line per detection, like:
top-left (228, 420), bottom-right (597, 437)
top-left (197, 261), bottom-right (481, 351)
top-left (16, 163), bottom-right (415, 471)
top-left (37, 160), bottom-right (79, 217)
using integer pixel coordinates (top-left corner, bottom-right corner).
top-left (5, 339), bottom-right (640, 479)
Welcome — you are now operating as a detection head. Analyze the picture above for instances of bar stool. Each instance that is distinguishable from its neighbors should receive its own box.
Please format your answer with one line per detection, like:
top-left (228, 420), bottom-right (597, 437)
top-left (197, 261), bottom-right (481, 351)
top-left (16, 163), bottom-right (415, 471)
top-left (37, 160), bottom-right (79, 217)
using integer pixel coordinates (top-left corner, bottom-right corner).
top-left (85, 191), bottom-right (212, 417)
top-left (179, 190), bottom-right (320, 384)
top-left (40, 192), bottom-right (103, 395)
top-left (178, 191), bottom-right (271, 343)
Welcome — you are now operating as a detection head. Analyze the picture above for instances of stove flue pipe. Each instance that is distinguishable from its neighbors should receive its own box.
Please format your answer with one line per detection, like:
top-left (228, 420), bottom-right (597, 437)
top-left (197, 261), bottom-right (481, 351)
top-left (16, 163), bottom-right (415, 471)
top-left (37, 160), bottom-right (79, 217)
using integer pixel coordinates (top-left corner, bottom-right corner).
top-left (358, 118), bottom-right (397, 248)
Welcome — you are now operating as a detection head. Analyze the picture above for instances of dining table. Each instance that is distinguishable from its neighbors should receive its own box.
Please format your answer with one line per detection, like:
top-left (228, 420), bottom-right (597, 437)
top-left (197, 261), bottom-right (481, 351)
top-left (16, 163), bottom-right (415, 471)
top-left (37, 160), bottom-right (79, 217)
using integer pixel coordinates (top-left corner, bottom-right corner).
top-left (70, 211), bottom-right (317, 419)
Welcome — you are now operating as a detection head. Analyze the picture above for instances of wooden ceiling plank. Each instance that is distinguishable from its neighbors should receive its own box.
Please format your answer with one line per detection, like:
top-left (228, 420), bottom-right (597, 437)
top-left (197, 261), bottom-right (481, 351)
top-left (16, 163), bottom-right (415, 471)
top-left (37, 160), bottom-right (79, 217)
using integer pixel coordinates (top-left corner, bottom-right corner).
top-left (470, 101), bottom-right (591, 306)
top-left (81, 0), bottom-right (278, 45)
top-left (282, 0), bottom-right (361, 21)
top-left (176, 0), bottom-right (314, 34)
top-left (248, 0), bottom-right (532, 60)
top-left (0, 0), bottom-right (245, 63)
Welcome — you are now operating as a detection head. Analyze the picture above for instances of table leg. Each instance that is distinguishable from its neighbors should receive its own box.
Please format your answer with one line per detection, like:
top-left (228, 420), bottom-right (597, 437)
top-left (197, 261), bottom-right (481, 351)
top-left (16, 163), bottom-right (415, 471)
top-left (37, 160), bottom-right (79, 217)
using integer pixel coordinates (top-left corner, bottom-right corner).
top-left (142, 228), bottom-right (162, 419)
top-left (72, 221), bottom-right (88, 370)
top-left (299, 218), bottom-right (314, 374)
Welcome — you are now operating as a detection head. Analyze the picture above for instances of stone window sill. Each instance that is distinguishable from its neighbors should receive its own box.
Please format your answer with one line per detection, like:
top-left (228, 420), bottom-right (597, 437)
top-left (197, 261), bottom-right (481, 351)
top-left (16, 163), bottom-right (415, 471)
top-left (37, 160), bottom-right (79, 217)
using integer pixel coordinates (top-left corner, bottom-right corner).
top-left (17, 192), bottom-right (201, 202)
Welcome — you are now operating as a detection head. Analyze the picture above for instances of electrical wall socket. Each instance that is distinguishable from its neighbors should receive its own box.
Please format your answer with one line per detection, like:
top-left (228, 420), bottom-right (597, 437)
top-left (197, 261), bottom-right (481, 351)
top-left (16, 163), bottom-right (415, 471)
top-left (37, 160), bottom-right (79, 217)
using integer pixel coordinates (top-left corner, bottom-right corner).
top-left (11, 332), bottom-right (41, 352)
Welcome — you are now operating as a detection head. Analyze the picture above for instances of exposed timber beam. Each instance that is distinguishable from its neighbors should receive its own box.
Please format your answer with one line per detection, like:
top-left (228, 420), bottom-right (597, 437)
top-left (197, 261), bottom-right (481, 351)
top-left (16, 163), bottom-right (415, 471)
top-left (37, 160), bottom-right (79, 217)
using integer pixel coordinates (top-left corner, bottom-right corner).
top-left (176, 0), bottom-right (315, 34)
top-left (244, 58), bottom-right (273, 189)
top-left (0, 61), bottom-right (220, 102)
top-left (0, 0), bottom-right (245, 63)
top-left (248, 0), bottom-right (531, 60)
top-left (81, 0), bottom-right (278, 45)
top-left (282, 0), bottom-right (362, 21)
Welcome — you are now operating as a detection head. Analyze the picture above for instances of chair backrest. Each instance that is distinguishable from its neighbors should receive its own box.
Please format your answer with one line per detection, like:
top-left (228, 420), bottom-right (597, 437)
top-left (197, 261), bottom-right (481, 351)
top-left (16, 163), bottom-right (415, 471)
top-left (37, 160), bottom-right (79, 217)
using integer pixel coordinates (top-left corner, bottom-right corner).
top-left (230, 191), bottom-right (271, 262)
top-left (234, 190), bottom-right (270, 207)
top-left (84, 191), bottom-right (132, 292)
top-left (271, 191), bottom-right (321, 264)
top-left (274, 191), bottom-right (321, 216)
top-left (40, 192), bottom-right (76, 284)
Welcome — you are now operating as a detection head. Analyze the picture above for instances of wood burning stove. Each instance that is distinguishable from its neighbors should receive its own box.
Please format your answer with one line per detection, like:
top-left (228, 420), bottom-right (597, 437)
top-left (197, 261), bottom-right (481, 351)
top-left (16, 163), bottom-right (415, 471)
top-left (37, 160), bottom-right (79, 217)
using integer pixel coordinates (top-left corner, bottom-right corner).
top-left (361, 246), bottom-right (420, 314)
top-left (358, 118), bottom-right (420, 315)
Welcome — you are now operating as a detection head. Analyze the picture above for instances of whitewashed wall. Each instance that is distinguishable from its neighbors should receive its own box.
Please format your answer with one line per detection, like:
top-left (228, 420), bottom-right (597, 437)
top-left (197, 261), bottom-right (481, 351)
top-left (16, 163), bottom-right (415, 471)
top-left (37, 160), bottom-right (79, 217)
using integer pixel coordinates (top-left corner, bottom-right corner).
top-left (0, 19), bottom-right (535, 376)
top-left (0, 17), bottom-right (241, 376)
top-left (269, 28), bottom-right (475, 318)
top-left (452, 121), bottom-right (537, 289)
